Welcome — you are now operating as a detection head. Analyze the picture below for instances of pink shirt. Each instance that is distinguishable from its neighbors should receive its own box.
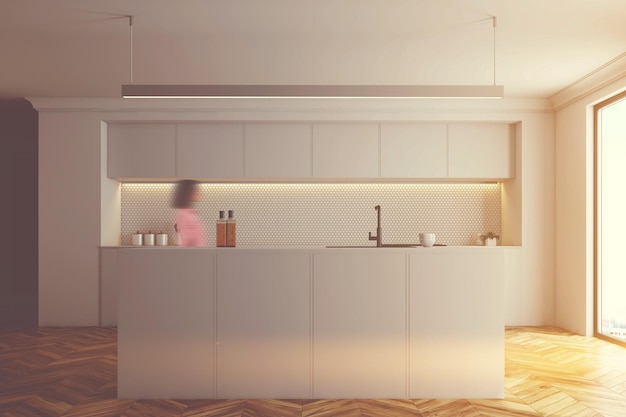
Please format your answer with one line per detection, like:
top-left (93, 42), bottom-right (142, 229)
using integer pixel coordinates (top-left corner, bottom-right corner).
top-left (175, 208), bottom-right (206, 247)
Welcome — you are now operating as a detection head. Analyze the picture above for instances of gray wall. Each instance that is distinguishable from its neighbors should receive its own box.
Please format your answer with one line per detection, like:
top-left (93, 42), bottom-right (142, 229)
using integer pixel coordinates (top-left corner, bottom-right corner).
top-left (0, 98), bottom-right (38, 331)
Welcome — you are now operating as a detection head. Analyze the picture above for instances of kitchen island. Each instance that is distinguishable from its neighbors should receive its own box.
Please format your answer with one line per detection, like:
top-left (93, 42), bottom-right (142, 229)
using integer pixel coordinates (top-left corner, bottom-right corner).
top-left (114, 246), bottom-right (511, 399)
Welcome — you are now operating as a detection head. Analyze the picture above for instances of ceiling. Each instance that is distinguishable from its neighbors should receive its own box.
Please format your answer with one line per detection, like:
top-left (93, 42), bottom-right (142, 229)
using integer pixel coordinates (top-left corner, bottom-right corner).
top-left (1, 0), bottom-right (625, 100)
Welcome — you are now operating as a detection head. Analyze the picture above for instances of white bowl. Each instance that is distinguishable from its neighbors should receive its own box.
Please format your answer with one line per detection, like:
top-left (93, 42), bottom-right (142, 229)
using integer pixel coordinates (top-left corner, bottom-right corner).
top-left (419, 233), bottom-right (436, 247)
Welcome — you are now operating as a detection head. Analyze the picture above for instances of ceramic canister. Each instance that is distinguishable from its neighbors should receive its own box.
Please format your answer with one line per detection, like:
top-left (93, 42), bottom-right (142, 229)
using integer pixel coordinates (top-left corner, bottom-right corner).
top-left (143, 232), bottom-right (155, 246)
top-left (131, 232), bottom-right (143, 246)
top-left (156, 233), bottom-right (168, 246)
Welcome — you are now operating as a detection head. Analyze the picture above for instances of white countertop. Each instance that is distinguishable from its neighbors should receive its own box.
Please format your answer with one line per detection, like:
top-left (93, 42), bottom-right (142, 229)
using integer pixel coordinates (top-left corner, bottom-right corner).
top-left (102, 245), bottom-right (521, 250)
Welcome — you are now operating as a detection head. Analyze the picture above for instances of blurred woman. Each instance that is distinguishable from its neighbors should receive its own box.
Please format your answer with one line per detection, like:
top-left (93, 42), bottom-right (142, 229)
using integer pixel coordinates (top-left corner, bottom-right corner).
top-left (173, 179), bottom-right (206, 246)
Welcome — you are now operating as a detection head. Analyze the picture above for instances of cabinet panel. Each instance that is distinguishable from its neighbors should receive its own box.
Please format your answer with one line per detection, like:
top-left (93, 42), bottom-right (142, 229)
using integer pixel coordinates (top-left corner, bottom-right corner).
top-left (504, 247), bottom-right (523, 325)
top-left (117, 250), bottom-right (215, 399)
top-left (313, 253), bottom-right (406, 398)
top-left (448, 124), bottom-right (514, 178)
top-left (381, 124), bottom-right (448, 177)
top-left (312, 124), bottom-right (379, 178)
top-left (99, 248), bottom-right (118, 326)
top-left (176, 124), bottom-right (244, 178)
top-left (409, 250), bottom-right (504, 398)
top-left (216, 252), bottom-right (311, 398)
top-left (245, 124), bottom-right (312, 178)
top-left (107, 123), bottom-right (176, 179)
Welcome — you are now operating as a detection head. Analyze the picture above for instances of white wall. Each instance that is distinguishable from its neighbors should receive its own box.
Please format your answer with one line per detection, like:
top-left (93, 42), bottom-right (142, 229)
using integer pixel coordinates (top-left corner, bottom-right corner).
top-left (31, 97), bottom-right (555, 326)
top-left (518, 113), bottom-right (556, 324)
top-left (555, 77), bottom-right (626, 336)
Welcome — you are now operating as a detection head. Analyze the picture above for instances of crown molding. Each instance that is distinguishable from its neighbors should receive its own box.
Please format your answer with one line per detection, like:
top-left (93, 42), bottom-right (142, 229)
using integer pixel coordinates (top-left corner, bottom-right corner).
top-left (550, 53), bottom-right (626, 111)
top-left (26, 96), bottom-right (553, 115)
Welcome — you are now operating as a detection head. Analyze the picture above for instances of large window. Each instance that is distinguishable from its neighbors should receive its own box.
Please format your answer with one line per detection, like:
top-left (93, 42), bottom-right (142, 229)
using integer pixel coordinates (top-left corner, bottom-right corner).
top-left (596, 92), bottom-right (626, 344)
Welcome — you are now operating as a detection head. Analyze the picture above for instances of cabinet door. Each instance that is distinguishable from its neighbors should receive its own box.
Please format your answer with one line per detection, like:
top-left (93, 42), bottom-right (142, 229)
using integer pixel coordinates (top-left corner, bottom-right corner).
top-left (245, 123), bottom-right (312, 178)
top-left (448, 124), bottom-right (514, 179)
top-left (117, 250), bottom-right (215, 399)
top-left (216, 252), bottom-right (311, 398)
top-left (176, 124), bottom-right (244, 178)
top-left (380, 124), bottom-right (448, 177)
top-left (99, 248), bottom-right (118, 326)
top-left (504, 247), bottom-right (523, 325)
top-left (409, 250), bottom-right (504, 398)
top-left (312, 124), bottom-right (379, 178)
top-left (107, 123), bottom-right (176, 179)
top-left (313, 252), bottom-right (407, 398)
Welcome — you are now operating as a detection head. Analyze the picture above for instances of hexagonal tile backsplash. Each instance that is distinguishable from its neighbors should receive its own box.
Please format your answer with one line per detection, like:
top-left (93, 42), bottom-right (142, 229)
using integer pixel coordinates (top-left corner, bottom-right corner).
top-left (121, 183), bottom-right (501, 246)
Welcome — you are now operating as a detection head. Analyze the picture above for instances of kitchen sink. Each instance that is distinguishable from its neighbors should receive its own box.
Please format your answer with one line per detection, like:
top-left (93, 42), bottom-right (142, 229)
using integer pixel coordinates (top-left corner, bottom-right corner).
top-left (326, 243), bottom-right (420, 248)
top-left (325, 243), bottom-right (447, 248)
top-left (327, 207), bottom-right (449, 249)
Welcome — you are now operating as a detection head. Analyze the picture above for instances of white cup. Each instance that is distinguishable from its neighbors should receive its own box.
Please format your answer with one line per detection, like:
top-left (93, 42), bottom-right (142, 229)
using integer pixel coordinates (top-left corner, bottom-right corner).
top-left (419, 233), bottom-right (436, 247)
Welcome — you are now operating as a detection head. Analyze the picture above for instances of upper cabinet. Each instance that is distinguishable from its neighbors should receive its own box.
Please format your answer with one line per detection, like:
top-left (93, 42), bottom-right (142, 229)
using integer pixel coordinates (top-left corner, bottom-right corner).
top-left (108, 121), bottom-right (514, 181)
top-left (448, 124), bottom-right (514, 179)
top-left (312, 124), bottom-right (379, 178)
top-left (380, 124), bottom-right (448, 178)
top-left (244, 124), bottom-right (312, 178)
top-left (107, 123), bottom-right (176, 179)
top-left (176, 124), bottom-right (244, 178)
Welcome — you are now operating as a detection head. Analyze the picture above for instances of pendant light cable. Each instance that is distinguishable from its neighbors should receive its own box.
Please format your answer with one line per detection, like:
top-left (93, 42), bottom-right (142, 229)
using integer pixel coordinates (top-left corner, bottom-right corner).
top-left (128, 15), bottom-right (134, 84)
top-left (121, 14), bottom-right (503, 98)
top-left (492, 16), bottom-right (497, 86)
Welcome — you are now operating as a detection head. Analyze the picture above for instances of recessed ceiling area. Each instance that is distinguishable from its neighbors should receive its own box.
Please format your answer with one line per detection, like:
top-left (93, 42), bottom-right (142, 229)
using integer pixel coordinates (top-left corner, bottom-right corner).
top-left (1, 0), bottom-right (625, 99)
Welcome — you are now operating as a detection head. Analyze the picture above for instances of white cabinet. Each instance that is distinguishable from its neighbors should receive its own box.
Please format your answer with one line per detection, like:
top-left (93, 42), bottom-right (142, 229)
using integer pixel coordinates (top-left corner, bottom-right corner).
top-left (176, 124), bottom-right (244, 178)
top-left (117, 249), bottom-right (215, 399)
top-left (99, 248), bottom-right (118, 326)
top-left (448, 124), bottom-right (514, 179)
top-left (312, 252), bottom-right (407, 398)
top-left (245, 123), bottom-right (312, 178)
top-left (216, 252), bottom-right (311, 398)
top-left (312, 124), bottom-right (379, 178)
top-left (107, 123), bottom-right (176, 179)
top-left (409, 249), bottom-right (505, 398)
top-left (114, 247), bottom-right (509, 399)
top-left (503, 247), bottom-right (523, 325)
top-left (380, 123), bottom-right (448, 177)
top-left (108, 122), bottom-right (514, 181)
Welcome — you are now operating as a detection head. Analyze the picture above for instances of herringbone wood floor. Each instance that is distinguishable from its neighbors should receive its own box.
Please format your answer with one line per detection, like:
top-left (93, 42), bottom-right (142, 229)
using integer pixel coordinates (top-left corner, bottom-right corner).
top-left (1, 327), bottom-right (625, 416)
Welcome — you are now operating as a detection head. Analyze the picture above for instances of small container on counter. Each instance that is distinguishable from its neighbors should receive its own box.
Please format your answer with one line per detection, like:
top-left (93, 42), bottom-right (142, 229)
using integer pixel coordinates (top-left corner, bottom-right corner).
top-left (131, 232), bottom-right (143, 246)
top-left (419, 233), bottom-right (436, 247)
top-left (156, 232), bottom-right (168, 246)
top-left (143, 231), bottom-right (155, 246)
top-left (216, 211), bottom-right (227, 247)
top-left (226, 210), bottom-right (236, 247)
top-left (480, 232), bottom-right (500, 246)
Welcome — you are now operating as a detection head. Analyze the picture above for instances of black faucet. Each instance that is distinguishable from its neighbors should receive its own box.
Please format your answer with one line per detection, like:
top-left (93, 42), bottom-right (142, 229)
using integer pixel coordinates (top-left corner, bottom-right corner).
top-left (368, 205), bottom-right (382, 247)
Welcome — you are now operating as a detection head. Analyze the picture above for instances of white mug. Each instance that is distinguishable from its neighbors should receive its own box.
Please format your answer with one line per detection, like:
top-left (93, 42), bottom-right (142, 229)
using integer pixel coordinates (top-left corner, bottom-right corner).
top-left (419, 233), bottom-right (436, 247)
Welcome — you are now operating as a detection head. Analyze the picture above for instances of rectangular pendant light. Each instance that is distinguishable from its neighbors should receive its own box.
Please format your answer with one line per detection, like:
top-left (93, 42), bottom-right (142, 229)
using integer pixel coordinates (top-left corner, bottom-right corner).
top-left (122, 84), bottom-right (504, 99)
